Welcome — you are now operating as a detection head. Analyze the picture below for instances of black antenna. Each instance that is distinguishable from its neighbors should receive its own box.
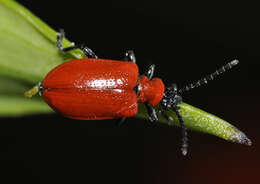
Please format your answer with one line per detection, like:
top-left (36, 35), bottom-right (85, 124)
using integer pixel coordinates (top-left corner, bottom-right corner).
top-left (179, 59), bottom-right (239, 94)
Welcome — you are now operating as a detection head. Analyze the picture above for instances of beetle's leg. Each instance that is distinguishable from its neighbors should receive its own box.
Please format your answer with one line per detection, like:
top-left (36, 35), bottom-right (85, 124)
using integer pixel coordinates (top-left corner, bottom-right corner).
top-left (172, 106), bottom-right (188, 156)
top-left (146, 64), bottom-right (155, 80)
top-left (123, 50), bottom-right (136, 63)
top-left (117, 117), bottom-right (127, 126)
top-left (57, 29), bottom-right (97, 58)
top-left (57, 29), bottom-right (66, 51)
top-left (79, 45), bottom-right (98, 58)
top-left (158, 109), bottom-right (173, 126)
top-left (57, 29), bottom-right (78, 53)
top-left (144, 102), bottom-right (158, 122)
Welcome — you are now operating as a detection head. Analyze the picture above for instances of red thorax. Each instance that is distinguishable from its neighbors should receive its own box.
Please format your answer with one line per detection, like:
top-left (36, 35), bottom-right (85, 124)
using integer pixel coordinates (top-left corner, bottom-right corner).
top-left (138, 75), bottom-right (165, 106)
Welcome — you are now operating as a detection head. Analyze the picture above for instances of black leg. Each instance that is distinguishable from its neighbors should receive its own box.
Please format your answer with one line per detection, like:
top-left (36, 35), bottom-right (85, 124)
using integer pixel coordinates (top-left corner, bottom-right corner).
top-left (80, 45), bottom-right (98, 58)
top-left (57, 29), bottom-right (78, 52)
top-left (117, 117), bottom-right (127, 126)
top-left (146, 64), bottom-right (155, 80)
top-left (172, 107), bottom-right (188, 156)
top-left (158, 109), bottom-right (173, 126)
top-left (57, 29), bottom-right (66, 51)
top-left (57, 29), bottom-right (98, 58)
top-left (144, 103), bottom-right (158, 122)
top-left (123, 50), bottom-right (136, 63)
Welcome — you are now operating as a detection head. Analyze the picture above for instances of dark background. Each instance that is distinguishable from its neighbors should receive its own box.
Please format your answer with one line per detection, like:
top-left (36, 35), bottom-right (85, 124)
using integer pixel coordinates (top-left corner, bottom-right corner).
top-left (1, 0), bottom-right (259, 183)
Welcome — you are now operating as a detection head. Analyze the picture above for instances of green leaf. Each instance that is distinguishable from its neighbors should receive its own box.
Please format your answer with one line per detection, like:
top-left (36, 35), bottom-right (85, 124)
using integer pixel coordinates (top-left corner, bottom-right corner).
top-left (0, 0), bottom-right (251, 146)
top-left (0, 0), bottom-right (85, 83)
top-left (137, 103), bottom-right (251, 146)
top-left (0, 95), bottom-right (52, 116)
top-left (0, 0), bottom-right (84, 116)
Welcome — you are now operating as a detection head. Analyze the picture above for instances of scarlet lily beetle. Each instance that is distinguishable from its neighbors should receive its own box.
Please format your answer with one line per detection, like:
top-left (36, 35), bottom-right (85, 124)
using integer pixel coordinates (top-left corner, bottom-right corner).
top-left (25, 29), bottom-right (239, 155)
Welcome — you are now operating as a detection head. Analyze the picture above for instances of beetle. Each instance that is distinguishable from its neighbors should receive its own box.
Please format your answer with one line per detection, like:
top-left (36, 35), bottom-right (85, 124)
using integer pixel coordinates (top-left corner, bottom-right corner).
top-left (33, 30), bottom-right (239, 155)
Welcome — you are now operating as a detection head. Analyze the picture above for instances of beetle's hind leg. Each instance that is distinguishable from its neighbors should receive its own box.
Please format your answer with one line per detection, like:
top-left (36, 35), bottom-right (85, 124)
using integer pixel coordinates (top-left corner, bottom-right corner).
top-left (123, 50), bottom-right (136, 63)
top-left (57, 29), bottom-right (98, 58)
top-left (57, 29), bottom-right (78, 53)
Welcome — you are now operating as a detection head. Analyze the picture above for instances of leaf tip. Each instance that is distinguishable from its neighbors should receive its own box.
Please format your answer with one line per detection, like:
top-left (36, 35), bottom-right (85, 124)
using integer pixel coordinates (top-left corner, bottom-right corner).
top-left (231, 127), bottom-right (252, 146)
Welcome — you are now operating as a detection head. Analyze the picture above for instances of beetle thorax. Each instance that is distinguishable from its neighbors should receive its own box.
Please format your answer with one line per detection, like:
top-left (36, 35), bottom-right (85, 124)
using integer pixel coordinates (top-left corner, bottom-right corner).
top-left (137, 75), bottom-right (165, 106)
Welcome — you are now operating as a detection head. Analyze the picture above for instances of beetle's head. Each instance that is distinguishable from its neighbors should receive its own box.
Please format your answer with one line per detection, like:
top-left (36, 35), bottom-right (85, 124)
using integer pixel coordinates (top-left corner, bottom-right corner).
top-left (160, 83), bottom-right (182, 110)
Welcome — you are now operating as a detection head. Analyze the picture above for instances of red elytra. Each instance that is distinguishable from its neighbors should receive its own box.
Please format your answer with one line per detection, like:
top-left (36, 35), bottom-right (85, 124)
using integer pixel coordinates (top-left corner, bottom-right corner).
top-left (42, 58), bottom-right (165, 120)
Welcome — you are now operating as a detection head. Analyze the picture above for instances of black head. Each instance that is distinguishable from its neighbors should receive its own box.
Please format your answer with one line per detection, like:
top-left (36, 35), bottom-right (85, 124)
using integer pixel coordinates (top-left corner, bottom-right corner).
top-left (160, 84), bottom-right (182, 110)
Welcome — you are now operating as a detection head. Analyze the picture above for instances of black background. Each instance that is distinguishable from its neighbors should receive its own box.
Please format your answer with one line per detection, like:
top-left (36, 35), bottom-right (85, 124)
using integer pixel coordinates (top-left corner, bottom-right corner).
top-left (1, 0), bottom-right (259, 183)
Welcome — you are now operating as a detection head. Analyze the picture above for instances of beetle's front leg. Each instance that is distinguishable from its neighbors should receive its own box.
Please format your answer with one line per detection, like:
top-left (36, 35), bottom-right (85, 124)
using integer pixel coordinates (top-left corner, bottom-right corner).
top-left (172, 106), bottom-right (188, 156)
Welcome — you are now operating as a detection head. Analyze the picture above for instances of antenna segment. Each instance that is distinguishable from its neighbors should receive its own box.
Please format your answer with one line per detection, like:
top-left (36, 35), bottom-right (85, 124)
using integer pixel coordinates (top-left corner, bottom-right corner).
top-left (179, 60), bottom-right (239, 94)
